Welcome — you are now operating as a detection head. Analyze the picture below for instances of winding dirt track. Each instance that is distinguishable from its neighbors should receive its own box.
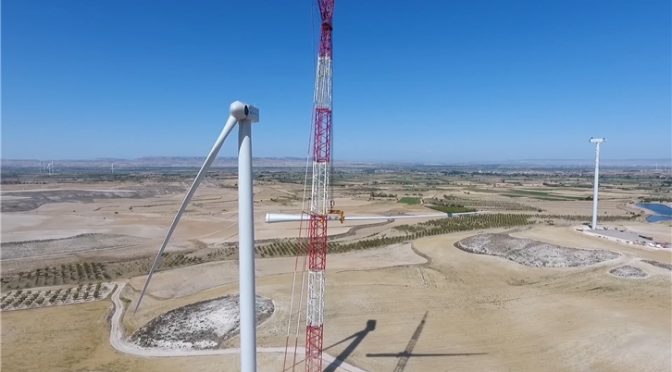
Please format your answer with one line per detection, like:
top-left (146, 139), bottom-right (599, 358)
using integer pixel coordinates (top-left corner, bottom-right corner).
top-left (109, 283), bottom-right (365, 371)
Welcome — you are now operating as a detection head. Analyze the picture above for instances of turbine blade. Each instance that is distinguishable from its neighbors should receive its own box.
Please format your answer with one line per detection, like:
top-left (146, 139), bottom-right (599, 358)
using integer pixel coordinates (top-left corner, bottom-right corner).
top-left (134, 115), bottom-right (238, 313)
top-left (265, 212), bottom-right (450, 223)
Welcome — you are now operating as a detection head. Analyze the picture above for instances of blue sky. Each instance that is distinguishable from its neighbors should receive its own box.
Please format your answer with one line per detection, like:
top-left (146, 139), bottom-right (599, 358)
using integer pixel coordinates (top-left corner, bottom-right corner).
top-left (2, 0), bottom-right (670, 162)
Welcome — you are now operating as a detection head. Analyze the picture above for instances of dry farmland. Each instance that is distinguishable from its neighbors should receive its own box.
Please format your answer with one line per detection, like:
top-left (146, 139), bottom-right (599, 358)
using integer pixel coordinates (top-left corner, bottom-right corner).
top-left (1, 165), bottom-right (670, 371)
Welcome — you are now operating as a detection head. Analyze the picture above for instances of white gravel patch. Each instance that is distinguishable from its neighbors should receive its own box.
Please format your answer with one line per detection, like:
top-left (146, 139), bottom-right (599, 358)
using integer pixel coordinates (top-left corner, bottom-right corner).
top-left (130, 295), bottom-right (274, 350)
top-left (609, 265), bottom-right (647, 278)
top-left (456, 233), bottom-right (619, 268)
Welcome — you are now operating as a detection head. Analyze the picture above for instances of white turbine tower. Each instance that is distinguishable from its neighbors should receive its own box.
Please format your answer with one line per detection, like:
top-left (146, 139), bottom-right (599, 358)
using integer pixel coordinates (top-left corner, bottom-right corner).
top-left (134, 100), bottom-right (260, 372)
top-left (590, 137), bottom-right (605, 230)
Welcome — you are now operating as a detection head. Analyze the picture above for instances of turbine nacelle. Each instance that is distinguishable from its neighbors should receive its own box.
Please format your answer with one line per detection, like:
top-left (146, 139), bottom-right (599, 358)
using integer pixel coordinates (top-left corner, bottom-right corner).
top-left (230, 101), bottom-right (259, 122)
top-left (589, 137), bottom-right (605, 144)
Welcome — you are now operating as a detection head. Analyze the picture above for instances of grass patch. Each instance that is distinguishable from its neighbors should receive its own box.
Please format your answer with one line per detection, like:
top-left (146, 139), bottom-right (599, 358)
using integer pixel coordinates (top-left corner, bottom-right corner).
top-left (398, 197), bottom-right (421, 205)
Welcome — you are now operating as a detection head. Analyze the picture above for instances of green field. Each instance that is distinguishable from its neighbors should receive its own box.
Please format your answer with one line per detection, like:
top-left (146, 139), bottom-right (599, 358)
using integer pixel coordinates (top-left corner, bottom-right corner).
top-left (398, 197), bottom-right (421, 205)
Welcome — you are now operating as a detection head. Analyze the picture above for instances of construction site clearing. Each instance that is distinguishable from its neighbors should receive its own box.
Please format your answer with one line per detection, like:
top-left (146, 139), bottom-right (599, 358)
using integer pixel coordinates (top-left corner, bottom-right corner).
top-left (1, 167), bottom-right (670, 371)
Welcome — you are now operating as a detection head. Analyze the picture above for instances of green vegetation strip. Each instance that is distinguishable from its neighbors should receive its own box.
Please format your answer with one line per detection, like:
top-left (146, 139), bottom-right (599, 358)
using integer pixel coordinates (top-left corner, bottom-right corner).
top-left (428, 204), bottom-right (476, 213)
top-left (257, 214), bottom-right (531, 258)
top-left (501, 189), bottom-right (590, 201)
top-left (424, 197), bottom-right (477, 213)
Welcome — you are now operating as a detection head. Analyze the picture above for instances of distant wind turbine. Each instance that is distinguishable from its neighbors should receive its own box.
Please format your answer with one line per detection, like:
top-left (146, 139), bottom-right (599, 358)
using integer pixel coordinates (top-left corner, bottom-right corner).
top-left (590, 137), bottom-right (605, 229)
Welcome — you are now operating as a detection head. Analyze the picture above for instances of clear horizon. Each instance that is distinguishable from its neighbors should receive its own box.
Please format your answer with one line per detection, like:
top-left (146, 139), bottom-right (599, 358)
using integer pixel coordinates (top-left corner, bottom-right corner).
top-left (2, 155), bottom-right (671, 166)
top-left (2, 0), bottom-right (671, 162)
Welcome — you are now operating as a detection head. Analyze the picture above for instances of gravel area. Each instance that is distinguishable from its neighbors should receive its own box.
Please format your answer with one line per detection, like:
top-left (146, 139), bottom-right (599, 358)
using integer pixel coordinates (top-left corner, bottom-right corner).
top-left (609, 265), bottom-right (647, 278)
top-left (456, 233), bottom-right (619, 268)
top-left (130, 295), bottom-right (274, 350)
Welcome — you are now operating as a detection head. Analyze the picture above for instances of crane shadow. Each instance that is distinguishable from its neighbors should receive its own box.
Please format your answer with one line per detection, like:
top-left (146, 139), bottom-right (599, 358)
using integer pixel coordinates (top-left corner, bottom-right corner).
top-left (323, 319), bottom-right (377, 372)
top-left (366, 312), bottom-right (486, 372)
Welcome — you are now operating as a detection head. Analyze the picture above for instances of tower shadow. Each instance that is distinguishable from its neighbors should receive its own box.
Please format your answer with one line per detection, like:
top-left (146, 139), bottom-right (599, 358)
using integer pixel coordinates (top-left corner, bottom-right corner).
top-left (366, 312), bottom-right (486, 372)
top-left (323, 319), bottom-right (377, 372)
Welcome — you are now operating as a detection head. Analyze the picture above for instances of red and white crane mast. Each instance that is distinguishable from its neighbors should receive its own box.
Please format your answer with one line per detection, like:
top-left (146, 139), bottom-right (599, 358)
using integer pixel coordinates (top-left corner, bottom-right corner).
top-left (305, 0), bottom-right (335, 370)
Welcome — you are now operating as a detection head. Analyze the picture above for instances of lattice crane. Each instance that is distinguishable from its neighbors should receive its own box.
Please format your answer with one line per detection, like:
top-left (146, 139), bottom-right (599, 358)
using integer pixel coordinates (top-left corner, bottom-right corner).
top-left (305, 0), bottom-right (335, 370)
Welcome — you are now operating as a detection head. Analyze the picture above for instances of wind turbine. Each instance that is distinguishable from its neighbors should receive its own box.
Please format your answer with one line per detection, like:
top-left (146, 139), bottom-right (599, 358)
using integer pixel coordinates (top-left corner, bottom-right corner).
top-left (134, 100), bottom-right (260, 372)
top-left (590, 137), bottom-right (605, 230)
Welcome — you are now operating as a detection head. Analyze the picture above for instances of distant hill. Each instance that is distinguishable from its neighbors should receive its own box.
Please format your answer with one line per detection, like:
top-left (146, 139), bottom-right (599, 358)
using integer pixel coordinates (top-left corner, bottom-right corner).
top-left (0, 157), bottom-right (378, 169)
top-left (1, 157), bottom-right (669, 170)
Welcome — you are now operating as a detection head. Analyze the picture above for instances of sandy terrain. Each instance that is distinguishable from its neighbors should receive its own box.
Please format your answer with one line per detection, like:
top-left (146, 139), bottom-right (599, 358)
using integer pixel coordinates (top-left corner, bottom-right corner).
top-left (0, 182), bottom-right (433, 272)
top-left (620, 221), bottom-right (672, 243)
top-left (3, 224), bottom-right (669, 371)
top-left (2, 177), bottom-right (670, 371)
top-left (511, 225), bottom-right (671, 264)
top-left (1, 233), bottom-right (148, 260)
top-left (323, 228), bottom-right (671, 371)
top-left (1, 299), bottom-right (255, 372)
top-left (126, 242), bottom-right (424, 300)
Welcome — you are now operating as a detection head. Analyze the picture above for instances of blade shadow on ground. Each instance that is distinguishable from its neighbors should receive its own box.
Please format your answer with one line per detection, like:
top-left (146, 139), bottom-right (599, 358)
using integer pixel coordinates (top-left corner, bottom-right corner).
top-left (365, 312), bottom-right (487, 372)
top-left (323, 319), bottom-right (377, 372)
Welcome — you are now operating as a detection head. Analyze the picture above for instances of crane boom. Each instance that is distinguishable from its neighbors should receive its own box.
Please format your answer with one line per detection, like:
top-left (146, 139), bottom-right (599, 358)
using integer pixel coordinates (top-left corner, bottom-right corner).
top-left (305, 0), bottom-right (334, 370)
